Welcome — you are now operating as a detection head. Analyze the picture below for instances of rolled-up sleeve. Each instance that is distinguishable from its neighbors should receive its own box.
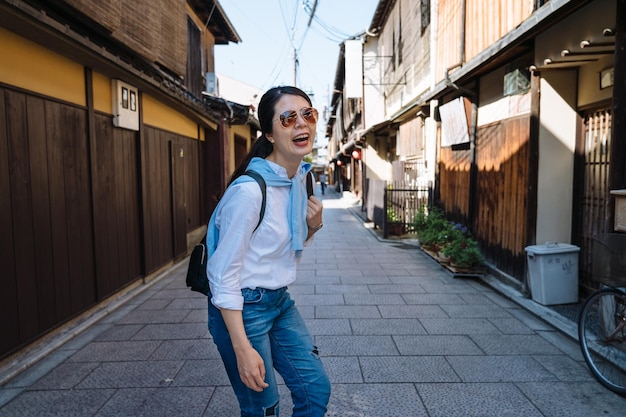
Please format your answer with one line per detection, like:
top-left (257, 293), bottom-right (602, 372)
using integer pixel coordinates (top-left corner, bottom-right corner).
top-left (208, 182), bottom-right (262, 310)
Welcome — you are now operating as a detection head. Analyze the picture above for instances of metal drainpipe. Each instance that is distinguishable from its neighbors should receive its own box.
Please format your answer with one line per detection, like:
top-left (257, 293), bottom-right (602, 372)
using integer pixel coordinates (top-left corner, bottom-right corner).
top-left (460, 0), bottom-right (466, 64)
top-left (468, 90), bottom-right (478, 230)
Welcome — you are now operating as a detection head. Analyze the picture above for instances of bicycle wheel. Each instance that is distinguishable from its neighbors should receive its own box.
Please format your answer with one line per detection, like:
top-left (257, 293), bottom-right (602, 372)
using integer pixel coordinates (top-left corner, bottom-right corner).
top-left (578, 288), bottom-right (626, 395)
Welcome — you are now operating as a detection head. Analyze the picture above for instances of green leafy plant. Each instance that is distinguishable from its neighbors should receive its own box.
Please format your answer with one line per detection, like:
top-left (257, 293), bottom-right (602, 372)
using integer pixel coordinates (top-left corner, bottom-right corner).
top-left (386, 206), bottom-right (404, 235)
top-left (414, 207), bottom-right (453, 250)
top-left (413, 206), bottom-right (428, 231)
top-left (441, 226), bottom-right (485, 269)
top-left (387, 206), bottom-right (401, 223)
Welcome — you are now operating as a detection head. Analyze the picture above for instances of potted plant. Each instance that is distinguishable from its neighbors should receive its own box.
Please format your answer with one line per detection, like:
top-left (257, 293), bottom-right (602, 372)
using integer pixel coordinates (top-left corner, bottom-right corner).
top-left (387, 206), bottom-right (404, 236)
top-left (414, 207), bottom-right (452, 252)
top-left (441, 226), bottom-right (485, 271)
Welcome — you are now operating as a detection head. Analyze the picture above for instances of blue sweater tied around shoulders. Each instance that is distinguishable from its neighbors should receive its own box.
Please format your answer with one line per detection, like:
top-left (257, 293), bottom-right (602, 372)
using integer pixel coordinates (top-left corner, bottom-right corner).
top-left (206, 157), bottom-right (312, 260)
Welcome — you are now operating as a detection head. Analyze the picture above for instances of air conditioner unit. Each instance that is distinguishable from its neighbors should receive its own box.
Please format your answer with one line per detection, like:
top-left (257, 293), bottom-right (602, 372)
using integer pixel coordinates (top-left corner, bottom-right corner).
top-left (205, 72), bottom-right (219, 95)
top-left (503, 65), bottom-right (530, 96)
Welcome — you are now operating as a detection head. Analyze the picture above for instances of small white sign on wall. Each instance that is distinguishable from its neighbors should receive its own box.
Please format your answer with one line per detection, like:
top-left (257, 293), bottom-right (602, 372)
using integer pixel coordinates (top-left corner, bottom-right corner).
top-left (112, 79), bottom-right (139, 131)
top-left (439, 97), bottom-right (470, 147)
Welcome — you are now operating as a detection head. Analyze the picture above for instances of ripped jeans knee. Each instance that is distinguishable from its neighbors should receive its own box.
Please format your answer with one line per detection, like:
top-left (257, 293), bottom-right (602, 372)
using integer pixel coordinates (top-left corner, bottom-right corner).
top-left (264, 401), bottom-right (279, 416)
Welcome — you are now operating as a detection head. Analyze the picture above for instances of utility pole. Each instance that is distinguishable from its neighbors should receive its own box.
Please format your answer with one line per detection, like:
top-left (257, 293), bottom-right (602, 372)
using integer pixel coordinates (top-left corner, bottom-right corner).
top-left (294, 47), bottom-right (298, 86)
top-left (293, 0), bottom-right (317, 87)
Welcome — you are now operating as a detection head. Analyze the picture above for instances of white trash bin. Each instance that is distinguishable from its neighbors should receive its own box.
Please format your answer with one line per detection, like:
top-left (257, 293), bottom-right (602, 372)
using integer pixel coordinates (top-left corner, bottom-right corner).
top-left (525, 242), bottom-right (580, 305)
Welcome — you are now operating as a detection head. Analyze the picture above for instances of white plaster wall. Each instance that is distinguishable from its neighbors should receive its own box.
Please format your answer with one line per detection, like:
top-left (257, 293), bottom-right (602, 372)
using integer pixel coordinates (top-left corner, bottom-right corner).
top-left (364, 141), bottom-right (392, 180)
top-left (363, 39), bottom-right (385, 129)
top-left (536, 71), bottom-right (577, 244)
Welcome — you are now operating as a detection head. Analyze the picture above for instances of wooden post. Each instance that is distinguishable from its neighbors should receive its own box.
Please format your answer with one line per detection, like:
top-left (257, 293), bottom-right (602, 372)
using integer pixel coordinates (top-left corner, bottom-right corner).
top-left (608, 0), bottom-right (626, 229)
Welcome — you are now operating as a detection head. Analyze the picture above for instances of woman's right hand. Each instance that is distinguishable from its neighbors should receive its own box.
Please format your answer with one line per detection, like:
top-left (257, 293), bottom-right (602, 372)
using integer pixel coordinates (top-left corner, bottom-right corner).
top-left (234, 345), bottom-right (269, 392)
top-left (219, 308), bottom-right (269, 391)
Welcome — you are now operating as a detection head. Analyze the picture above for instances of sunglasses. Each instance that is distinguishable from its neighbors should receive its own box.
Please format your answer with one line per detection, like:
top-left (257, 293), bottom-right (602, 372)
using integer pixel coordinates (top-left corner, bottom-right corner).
top-left (273, 107), bottom-right (319, 128)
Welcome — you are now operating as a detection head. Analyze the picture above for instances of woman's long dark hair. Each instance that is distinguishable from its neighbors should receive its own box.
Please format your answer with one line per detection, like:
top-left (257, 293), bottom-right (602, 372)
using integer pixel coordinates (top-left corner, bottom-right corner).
top-left (228, 86), bottom-right (312, 185)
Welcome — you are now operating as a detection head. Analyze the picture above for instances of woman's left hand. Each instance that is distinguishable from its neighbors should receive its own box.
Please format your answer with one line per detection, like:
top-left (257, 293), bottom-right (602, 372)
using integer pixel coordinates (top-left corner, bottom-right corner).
top-left (306, 196), bottom-right (323, 238)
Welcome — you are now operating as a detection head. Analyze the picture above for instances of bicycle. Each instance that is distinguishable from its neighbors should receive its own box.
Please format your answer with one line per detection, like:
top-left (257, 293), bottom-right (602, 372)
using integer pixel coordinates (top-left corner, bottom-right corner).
top-left (578, 285), bottom-right (626, 395)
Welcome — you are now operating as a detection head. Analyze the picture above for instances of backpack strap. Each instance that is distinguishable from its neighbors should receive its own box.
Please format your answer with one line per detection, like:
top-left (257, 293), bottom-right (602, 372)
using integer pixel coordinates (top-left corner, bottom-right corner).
top-left (243, 170), bottom-right (267, 232)
top-left (306, 171), bottom-right (314, 198)
top-left (199, 170), bottom-right (267, 246)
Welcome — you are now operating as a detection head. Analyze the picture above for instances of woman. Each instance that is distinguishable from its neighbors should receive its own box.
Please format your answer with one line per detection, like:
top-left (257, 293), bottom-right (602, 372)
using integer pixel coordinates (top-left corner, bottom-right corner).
top-left (206, 86), bottom-right (331, 417)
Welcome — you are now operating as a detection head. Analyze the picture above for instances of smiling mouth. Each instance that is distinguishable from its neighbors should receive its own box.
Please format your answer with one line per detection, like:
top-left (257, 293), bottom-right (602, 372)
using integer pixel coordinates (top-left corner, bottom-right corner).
top-left (293, 134), bottom-right (309, 143)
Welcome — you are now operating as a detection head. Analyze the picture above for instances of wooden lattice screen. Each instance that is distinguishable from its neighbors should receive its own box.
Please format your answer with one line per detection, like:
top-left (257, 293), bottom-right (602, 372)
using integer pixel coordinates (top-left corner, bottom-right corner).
top-left (580, 109), bottom-right (612, 290)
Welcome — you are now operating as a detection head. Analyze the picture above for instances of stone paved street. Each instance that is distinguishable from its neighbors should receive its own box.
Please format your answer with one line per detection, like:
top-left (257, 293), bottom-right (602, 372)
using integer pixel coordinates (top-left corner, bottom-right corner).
top-left (1, 186), bottom-right (626, 416)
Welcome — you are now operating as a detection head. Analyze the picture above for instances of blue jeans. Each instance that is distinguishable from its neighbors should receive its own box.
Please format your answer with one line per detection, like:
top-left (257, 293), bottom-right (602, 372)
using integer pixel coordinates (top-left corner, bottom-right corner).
top-left (208, 287), bottom-right (331, 417)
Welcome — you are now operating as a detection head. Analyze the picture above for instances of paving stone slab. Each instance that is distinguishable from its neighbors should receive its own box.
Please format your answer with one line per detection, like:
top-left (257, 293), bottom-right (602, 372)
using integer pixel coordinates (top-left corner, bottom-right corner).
top-left (419, 318), bottom-right (501, 335)
top-left (68, 340), bottom-right (161, 362)
top-left (344, 293), bottom-right (406, 305)
top-left (76, 361), bottom-right (184, 389)
top-left (30, 361), bottom-right (101, 390)
top-left (0, 389), bottom-right (116, 417)
top-left (401, 293), bottom-right (467, 305)
top-left (378, 304), bottom-right (448, 319)
top-left (469, 334), bottom-right (563, 355)
top-left (95, 387), bottom-right (210, 417)
top-left (317, 335), bottom-right (399, 356)
top-left (171, 359), bottom-right (229, 387)
top-left (486, 317), bottom-right (536, 334)
top-left (326, 383), bottom-right (428, 417)
top-left (350, 318), bottom-right (427, 335)
top-left (415, 382), bottom-right (544, 417)
top-left (130, 323), bottom-right (209, 341)
top-left (314, 284), bottom-right (371, 294)
top-left (360, 356), bottom-right (459, 383)
top-left (322, 356), bottom-right (363, 383)
top-left (440, 304), bottom-right (513, 318)
top-left (447, 355), bottom-right (557, 382)
top-left (95, 324), bottom-right (144, 341)
top-left (304, 318), bottom-right (352, 336)
top-left (394, 335), bottom-right (484, 355)
top-left (148, 339), bottom-right (220, 361)
top-left (290, 293), bottom-right (345, 306)
top-left (315, 305), bottom-right (381, 319)
top-left (515, 381), bottom-right (626, 417)
top-left (369, 283), bottom-right (426, 294)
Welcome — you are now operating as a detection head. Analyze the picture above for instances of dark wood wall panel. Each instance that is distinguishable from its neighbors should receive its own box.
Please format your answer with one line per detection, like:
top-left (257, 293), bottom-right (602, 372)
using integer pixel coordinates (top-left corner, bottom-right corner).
top-left (27, 96), bottom-right (56, 331)
top-left (45, 99), bottom-right (73, 322)
top-left (142, 128), bottom-right (202, 267)
top-left (184, 138), bottom-right (201, 233)
top-left (142, 127), bottom-right (174, 273)
top-left (1, 85), bottom-right (210, 358)
top-left (46, 101), bottom-right (96, 313)
top-left (92, 113), bottom-right (142, 298)
top-left (5, 90), bottom-right (39, 343)
top-left (118, 127), bottom-right (142, 286)
top-left (203, 129), bottom-right (224, 220)
top-left (1, 89), bottom-right (98, 354)
top-left (171, 140), bottom-right (187, 258)
top-left (92, 113), bottom-right (114, 300)
top-left (0, 89), bottom-right (21, 354)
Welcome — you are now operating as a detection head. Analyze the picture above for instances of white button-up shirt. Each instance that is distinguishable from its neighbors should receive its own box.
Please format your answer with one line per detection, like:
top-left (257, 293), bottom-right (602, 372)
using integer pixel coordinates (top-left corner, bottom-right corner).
top-left (208, 162), bottom-right (311, 310)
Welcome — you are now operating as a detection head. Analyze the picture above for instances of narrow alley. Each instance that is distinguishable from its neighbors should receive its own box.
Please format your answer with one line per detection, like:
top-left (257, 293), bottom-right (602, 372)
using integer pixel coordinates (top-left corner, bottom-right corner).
top-left (1, 186), bottom-right (625, 416)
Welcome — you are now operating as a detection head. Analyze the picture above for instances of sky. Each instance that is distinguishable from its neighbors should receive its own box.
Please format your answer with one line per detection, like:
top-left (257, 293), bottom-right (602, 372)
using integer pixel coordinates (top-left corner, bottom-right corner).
top-left (215, 0), bottom-right (379, 116)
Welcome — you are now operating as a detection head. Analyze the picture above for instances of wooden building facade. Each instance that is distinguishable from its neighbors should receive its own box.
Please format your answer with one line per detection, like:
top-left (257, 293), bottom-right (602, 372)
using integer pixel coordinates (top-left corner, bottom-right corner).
top-left (0, 0), bottom-right (253, 359)
top-left (330, 0), bottom-right (625, 295)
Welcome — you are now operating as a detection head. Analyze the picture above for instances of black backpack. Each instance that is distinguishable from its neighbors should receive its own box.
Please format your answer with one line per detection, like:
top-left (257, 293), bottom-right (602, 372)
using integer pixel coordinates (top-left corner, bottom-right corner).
top-left (185, 171), bottom-right (313, 295)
